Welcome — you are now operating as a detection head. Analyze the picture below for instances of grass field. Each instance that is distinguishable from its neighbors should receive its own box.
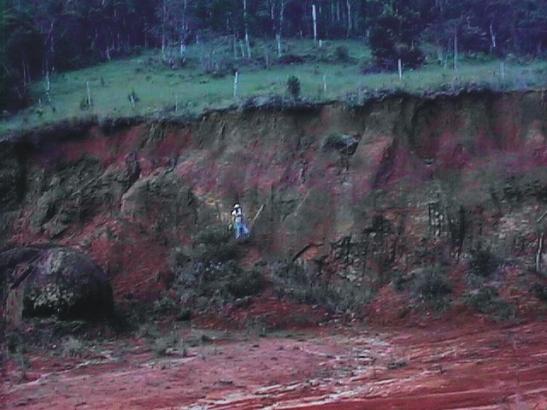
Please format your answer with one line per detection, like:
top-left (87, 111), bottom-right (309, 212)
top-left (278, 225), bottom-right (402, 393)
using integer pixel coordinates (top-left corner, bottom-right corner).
top-left (1, 39), bottom-right (546, 135)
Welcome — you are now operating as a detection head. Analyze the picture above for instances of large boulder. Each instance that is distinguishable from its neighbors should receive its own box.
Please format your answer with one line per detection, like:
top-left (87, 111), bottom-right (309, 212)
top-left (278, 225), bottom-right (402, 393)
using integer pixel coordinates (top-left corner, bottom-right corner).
top-left (1, 246), bottom-right (113, 323)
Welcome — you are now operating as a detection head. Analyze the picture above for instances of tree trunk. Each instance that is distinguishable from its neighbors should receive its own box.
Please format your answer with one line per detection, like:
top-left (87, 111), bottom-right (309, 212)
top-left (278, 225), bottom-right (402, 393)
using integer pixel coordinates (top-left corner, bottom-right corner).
top-left (233, 71), bottom-right (239, 98)
top-left (161, 0), bottom-right (167, 59)
top-left (277, 0), bottom-right (285, 57)
top-left (86, 81), bottom-right (92, 107)
top-left (245, 32), bottom-right (252, 58)
top-left (346, 0), bottom-right (352, 38)
top-left (489, 22), bottom-right (496, 53)
top-left (243, 0), bottom-right (252, 58)
top-left (312, 4), bottom-right (318, 44)
top-left (453, 31), bottom-right (458, 72)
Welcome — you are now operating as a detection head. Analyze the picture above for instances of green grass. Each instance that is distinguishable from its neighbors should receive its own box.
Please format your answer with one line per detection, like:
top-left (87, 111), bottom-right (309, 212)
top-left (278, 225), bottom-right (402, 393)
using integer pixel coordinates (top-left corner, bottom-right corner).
top-left (1, 39), bottom-right (546, 135)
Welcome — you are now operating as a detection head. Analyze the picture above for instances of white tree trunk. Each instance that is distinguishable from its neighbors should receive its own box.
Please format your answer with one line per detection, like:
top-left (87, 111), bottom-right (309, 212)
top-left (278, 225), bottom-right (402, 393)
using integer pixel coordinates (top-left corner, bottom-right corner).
top-left (322, 74), bottom-right (327, 93)
top-left (489, 22), bottom-right (496, 51)
top-left (45, 69), bottom-right (51, 93)
top-left (86, 81), bottom-right (92, 107)
top-left (312, 4), bottom-right (318, 44)
top-left (233, 71), bottom-right (239, 98)
top-left (453, 32), bottom-right (458, 72)
top-left (245, 32), bottom-right (252, 58)
top-left (276, 34), bottom-right (282, 57)
top-left (398, 58), bottom-right (403, 80)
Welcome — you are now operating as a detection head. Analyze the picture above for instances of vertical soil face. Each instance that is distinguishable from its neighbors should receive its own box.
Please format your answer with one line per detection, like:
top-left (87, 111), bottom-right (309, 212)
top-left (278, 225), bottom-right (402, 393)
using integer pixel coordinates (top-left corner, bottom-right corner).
top-left (0, 90), bottom-right (546, 304)
top-left (1, 90), bottom-right (547, 410)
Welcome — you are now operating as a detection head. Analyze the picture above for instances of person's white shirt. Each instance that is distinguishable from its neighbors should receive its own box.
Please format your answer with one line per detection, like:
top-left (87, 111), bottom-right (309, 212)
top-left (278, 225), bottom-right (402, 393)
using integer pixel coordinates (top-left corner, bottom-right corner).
top-left (232, 207), bottom-right (243, 223)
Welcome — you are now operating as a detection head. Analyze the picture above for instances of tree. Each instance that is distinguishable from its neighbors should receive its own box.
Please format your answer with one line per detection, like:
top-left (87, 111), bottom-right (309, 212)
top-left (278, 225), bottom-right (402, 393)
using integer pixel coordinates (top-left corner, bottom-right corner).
top-left (287, 75), bottom-right (300, 99)
top-left (368, 1), bottom-right (426, 69)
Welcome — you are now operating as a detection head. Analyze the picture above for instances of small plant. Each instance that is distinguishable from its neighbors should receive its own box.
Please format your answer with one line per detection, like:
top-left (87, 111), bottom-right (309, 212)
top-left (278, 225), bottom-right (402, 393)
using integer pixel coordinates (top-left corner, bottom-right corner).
top-left (287, 75), bottom-right (301, 100)
top-left (151, 332), bottom-right (186, 357)
top-left (176, 308), bottom-right (192, 321)
top-left (128, 89), bottom-right (140, 107)
top-left (245, 316), bottom-right (269, 338)
top-left (79, 96), bottom-right (92, 110)
top-left (5, 331), bottom-right (30, 378)
top-left (391, 271), bottom-right (408, 291)
top-left (152, 296), bottom-right (178, 315)
top-left (61, 336), bottom-right (85, 358)
top-left (137, 323), bottom-right (161, 339)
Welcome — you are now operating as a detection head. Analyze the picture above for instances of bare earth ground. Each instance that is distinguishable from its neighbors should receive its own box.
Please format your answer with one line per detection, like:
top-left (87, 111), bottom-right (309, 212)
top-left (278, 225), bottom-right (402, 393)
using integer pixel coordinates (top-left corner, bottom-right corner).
top-left (2, 315), bottom-right (546, 410)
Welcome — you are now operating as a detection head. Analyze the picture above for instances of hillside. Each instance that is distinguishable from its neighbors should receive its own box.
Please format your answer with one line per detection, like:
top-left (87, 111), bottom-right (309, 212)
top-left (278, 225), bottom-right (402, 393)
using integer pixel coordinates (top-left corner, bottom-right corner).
top-left (1, 40), bottom-right (546, 135)
top-left (2, 1), bottom-right (547, 407)
top-left (1, 89), bottom-right (547, 408)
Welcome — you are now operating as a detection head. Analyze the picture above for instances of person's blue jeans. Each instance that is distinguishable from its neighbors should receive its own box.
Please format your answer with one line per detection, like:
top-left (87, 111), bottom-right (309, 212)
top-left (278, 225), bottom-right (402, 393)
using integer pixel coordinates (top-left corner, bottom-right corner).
top-left (235, 221), bottom-right (250, 239)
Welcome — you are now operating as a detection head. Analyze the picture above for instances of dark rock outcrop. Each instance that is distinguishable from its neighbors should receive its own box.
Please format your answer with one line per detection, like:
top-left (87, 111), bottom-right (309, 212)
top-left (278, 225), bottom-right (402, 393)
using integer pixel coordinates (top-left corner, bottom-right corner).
top-left (1, 246), bottom-right (113, 322)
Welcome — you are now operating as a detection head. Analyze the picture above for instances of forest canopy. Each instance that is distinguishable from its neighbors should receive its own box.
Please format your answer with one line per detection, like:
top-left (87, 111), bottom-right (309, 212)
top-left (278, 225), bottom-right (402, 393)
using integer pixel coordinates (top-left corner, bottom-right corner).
top-left (0, 0), bottom-right (546, 110)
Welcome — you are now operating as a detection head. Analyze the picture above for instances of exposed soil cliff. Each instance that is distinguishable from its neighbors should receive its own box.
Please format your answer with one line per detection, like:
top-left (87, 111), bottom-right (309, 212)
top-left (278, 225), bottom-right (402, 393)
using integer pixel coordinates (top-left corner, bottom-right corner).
top-left (1, 90), bottom-right (546, 311)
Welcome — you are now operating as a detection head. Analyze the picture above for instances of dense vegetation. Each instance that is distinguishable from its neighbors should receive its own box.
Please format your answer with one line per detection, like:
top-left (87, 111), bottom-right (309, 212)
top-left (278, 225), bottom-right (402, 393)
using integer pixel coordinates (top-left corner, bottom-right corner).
top-left (0, 0), bottom-right (546, 114)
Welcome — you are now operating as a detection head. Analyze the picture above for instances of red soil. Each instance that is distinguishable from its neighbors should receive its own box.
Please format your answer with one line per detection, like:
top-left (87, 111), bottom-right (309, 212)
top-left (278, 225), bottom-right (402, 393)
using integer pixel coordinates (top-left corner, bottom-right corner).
top-left (2, 313), bottom-right (546, 410)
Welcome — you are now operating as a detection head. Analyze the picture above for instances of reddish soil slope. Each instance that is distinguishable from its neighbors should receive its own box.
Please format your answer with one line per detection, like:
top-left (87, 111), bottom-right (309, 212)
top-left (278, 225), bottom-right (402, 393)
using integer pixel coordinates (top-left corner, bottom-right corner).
top-left (2, 316), bottom-right (546, 409)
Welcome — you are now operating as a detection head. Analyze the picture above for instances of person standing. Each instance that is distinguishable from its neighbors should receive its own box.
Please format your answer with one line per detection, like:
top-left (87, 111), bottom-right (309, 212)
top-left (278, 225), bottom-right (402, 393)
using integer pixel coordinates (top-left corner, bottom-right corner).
top-left (232, 203), bottom-right (250, 239)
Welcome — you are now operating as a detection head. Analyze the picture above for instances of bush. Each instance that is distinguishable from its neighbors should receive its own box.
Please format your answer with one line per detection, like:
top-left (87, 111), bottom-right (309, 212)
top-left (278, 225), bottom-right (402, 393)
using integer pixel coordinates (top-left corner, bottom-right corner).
top-left (193, 225), bottom-right (238, 263)
top-left (465, 287), bottom-right (516, 320)
top-left (322, 133), bottom-right (359, 155)
top-left (227, 268), bottom-right (265, 299)
top-left (170, 224), bottom-right (264, 311)
top-left (174, 260), bottom-right (264, 310)
top-left (469, 247), bottom-right (499, 277)
top-left (531, 283), bottom-right (547, 303)
top-left (391, 271), bottom-right (408, 291)
top-left (413, 268), bottom-right (452, 310)
top-left (287, 75), bottom-right (301, 100)
top-left (278, 54), bottom-right (305, 65)
top-left (271, 262), bottom-right (372, 313)
top-left (334, 46), bottom-right (350, 62)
